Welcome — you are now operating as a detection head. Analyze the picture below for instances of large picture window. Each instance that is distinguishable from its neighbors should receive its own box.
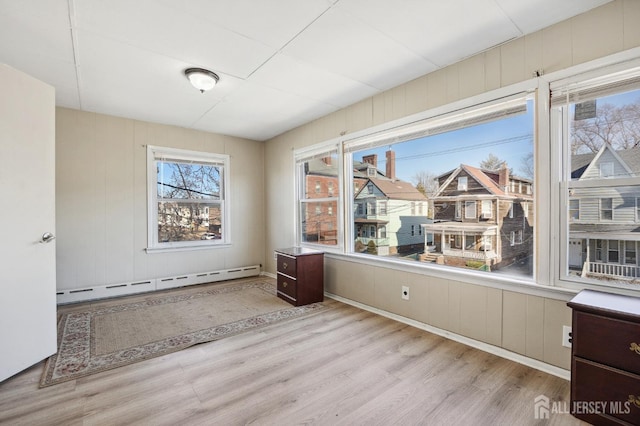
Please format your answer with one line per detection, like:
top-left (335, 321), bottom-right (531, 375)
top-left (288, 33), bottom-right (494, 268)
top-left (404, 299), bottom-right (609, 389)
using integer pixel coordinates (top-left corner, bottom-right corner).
top-left (295, 145), bottom-right (341, 248)
top-left (344, 94), bottom-right (535, 278)
top-left (552, 65), bottom-right (640, 286)
top-left (147, 146), bottom-right (229, 250)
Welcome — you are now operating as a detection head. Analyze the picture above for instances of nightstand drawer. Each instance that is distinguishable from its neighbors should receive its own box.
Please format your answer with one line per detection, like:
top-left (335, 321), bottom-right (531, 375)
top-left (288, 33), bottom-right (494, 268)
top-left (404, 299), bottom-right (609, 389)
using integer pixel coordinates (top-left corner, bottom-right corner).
top-left (277, 254), bottom-right (297, 277)
top-left (574, 311), bottom-right (640, 376)
top-left (277, 274), bottom-right (297, 301)
top-left (572, 358), bottom-right (640, 424)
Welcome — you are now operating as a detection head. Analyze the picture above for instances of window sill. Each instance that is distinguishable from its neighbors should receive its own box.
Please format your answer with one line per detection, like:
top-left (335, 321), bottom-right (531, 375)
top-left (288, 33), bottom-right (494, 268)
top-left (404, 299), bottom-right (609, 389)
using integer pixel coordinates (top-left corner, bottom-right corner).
top-left (146, 243), bottom-right (231, 254)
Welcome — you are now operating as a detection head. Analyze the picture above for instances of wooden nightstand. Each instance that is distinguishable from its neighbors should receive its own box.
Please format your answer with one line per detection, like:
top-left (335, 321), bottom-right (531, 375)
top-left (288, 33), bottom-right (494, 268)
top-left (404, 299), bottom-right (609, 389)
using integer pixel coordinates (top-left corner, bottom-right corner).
top-left (275, 247), bottom-right (324, 306)
top-left (567, 290), bottom-right (640, 425)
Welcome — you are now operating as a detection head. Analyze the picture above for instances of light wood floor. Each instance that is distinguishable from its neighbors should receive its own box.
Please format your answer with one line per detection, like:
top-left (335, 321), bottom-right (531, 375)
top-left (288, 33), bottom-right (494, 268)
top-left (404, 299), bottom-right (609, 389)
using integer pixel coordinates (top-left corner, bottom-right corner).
top-left (0, 280), bottom-right (585, 426)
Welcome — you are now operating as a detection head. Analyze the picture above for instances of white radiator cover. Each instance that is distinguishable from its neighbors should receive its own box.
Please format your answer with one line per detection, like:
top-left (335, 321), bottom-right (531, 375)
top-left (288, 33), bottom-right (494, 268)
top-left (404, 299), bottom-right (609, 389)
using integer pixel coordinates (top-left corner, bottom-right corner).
top-left (56, 265), bottom-right (261, 304)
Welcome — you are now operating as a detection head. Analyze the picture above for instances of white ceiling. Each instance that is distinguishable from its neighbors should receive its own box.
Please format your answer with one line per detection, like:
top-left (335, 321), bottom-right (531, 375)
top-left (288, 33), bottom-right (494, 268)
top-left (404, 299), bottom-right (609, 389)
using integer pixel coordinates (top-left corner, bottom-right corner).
top-left (0, 0), bottom-right (611, 141)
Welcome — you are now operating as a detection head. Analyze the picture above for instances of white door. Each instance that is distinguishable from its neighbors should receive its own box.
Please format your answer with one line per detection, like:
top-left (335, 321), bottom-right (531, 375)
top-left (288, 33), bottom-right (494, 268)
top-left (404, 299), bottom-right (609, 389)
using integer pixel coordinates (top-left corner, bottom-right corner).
top-left (569, 239), bottom-right (583, 268)
top-left (0, 65), bottom-right (57, 382)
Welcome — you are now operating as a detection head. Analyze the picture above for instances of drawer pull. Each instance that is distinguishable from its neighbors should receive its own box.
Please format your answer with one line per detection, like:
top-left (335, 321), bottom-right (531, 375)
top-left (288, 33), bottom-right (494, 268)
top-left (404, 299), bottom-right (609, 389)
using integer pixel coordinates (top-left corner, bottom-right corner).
top-left (282, 281), bottom-right (288, 288)
top-left (631, 342), bottom-right (640, 355)
top-left (283, 262), bottom-right (288, 270)
top-left (628, 395), bottom-right (640, 408)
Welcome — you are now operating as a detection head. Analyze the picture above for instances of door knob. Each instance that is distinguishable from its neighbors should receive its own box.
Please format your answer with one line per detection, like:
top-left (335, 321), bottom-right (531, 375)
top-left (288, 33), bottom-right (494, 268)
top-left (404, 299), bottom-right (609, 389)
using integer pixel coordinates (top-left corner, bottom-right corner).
top-left (40, 232), bottom-right (56, 243)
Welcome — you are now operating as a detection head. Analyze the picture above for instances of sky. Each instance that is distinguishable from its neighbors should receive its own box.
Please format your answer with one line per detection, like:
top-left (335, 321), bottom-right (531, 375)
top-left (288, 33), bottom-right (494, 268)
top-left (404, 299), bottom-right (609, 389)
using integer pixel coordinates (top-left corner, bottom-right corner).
top-left (354, 101), bottom-right (535, 183)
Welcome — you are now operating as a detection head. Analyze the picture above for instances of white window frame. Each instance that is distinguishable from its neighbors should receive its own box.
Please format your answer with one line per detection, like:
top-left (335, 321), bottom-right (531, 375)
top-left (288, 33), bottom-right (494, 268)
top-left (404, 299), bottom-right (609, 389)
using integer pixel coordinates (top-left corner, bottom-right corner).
top-left (465, 200), bottom-right (476, 219)
top-left (551, 56), bottom-right (640, 293)
top-left (600, 198), bottom-right (613, 221)
top-left (458, 176), bottom-right (468, 191)
top-left (146, 145), bottom-right (230, 252)
top-left (481, 200), bottom-right (492, 218)
top-left (600, 162), bottom-right (614, 178)
top-left (569, 199), bottom-right (580, 221)
top-left (294, 142), bottom-right (343, 251)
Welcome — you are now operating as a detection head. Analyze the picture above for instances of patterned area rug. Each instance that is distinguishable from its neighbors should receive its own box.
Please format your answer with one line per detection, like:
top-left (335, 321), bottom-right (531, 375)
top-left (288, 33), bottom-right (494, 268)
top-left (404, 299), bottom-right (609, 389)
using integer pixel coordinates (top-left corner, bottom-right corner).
top-left (40, 279), bottom-right (328, 387)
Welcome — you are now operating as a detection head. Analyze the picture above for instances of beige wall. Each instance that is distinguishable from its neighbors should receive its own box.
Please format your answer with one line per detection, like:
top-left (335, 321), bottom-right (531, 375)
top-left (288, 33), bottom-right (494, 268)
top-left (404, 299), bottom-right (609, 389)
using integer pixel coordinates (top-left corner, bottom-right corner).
top-left (264, 0), bottom-right (640, 370)
top-left (56, 108), bottom-right (265, 291)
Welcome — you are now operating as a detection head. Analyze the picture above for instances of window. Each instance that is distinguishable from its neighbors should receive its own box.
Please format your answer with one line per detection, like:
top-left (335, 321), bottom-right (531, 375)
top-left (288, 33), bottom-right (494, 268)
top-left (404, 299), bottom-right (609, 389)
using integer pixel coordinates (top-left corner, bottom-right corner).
top-left (465, 200), bottom-right (476, 219)
top-left (508, 202), bottom-right (514, 218)
top-left (295, 146), bottom-right (340, 247)
top-left (147, 146), bottom-right (229, 250)
top-left (569, 199), bottom-right (580, 221)
top-left (345, 92), bottom-right (534, 277)
top-left (379, 201), bottom-right (387, 215)
top-left (600, 198), bottom-right (613, 221)
top-left (600, 162), bottom-right (614, 178)
top-left (458, 176), bottom-right (468, 191)
top-left (608, 240), bottom-right (620, 263)
top-left (481, 200), bottom-right (492, 218)
top-left (625, 241), bottom-right (636, 265)
top-left (552, 64), bottom-right (640, 287)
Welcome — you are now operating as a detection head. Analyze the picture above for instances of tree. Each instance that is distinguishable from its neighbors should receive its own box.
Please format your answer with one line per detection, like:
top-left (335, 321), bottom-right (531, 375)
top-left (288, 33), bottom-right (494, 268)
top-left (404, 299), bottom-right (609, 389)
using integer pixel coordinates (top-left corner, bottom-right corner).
top-left (411, 170), bottom-right (439, 198)
top-left (571, 101), bottom-right (640, 154)
top-left (519, 151), bottom-right (534, 179)
top-left (479, 153), bottom-right (505, 171)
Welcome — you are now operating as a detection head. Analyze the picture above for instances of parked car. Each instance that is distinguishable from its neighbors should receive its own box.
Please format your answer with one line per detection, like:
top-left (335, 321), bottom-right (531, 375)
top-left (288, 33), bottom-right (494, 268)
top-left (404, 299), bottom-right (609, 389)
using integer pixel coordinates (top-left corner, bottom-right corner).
top-left (201, 232), bottom-right (220, 240)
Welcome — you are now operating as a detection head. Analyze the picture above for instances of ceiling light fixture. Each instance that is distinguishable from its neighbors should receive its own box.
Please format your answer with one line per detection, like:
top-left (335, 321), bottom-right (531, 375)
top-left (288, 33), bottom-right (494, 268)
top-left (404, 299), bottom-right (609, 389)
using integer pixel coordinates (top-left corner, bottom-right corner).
top-left (184, 68), bottom-right (219, 93)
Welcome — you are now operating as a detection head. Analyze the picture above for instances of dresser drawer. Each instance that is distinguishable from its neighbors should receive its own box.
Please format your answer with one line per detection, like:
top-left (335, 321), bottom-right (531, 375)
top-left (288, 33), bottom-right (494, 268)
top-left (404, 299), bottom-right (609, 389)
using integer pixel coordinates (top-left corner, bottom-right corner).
top-left (277, 254), bottom-right (297, 277)
top-left (277, 274), bottom-right (297, 302)
top-left (574, 311), bottom-right (640, 376)
top-left (572, 358), bottom-right (640, 424)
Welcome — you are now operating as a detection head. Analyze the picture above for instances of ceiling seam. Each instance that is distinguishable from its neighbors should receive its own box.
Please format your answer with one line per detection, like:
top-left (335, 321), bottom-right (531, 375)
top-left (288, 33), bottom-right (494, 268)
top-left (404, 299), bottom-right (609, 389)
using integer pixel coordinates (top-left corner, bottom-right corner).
top-left (244, 0), bottom-right (342, 80)
top-left (67, 0), bottom-right (82, 109)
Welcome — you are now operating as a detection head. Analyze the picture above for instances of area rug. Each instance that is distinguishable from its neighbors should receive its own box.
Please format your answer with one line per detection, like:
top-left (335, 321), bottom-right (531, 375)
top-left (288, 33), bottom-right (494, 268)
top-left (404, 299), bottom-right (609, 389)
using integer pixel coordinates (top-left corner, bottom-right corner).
top-left (40, 279), bottom-right (328, 387)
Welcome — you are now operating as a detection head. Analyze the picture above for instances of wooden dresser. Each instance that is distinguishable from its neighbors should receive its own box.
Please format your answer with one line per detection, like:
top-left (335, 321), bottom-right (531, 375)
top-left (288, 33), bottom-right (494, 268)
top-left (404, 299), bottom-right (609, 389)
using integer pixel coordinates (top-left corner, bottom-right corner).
top-left (275, 247), bottom-right (324, 306)
top-left (567, 290), bottom-right (640, 425)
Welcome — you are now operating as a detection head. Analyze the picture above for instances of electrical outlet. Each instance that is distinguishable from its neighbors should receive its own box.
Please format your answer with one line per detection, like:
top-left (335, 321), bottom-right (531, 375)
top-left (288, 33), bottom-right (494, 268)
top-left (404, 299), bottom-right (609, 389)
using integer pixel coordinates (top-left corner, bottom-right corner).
top-left (401, 286), bottom-right (409, 300)
top-left (562, 325), bottom-right (572, 348)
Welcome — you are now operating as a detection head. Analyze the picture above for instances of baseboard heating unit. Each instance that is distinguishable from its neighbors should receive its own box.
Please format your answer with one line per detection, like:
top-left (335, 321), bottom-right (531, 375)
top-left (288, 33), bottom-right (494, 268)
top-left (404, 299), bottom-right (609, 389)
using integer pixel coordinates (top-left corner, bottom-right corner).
top-left (56, 265), bottom-right (261, 304)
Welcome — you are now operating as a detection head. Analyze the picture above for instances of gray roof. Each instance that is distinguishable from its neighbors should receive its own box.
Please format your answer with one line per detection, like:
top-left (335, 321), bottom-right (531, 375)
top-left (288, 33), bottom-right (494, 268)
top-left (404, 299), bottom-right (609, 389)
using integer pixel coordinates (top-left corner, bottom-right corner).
top-left (572, 147), bottom-right (640, 178)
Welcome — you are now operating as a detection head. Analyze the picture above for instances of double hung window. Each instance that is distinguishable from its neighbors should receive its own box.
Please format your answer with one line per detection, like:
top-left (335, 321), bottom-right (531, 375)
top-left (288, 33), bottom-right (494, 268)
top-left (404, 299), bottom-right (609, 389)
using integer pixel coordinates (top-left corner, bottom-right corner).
top-left (552, 63), bottom-right (640, 286)
top-left (295, 144), bottom-right (341, 247)
top-left (147, 146), bottom-right (229, 250)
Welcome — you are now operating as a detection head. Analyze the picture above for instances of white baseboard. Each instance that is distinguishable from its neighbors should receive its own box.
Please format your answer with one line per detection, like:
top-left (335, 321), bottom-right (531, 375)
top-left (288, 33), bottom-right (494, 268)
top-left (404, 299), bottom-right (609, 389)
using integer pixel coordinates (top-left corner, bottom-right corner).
top-left (326, 292), bottom-right (571, 381)
top-left (56, 265), bottom-right (261, 304)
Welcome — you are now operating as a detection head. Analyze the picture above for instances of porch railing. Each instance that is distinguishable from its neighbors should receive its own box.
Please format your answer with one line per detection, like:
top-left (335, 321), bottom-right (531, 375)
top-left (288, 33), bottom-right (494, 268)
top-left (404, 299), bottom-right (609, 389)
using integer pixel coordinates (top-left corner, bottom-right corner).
top-left (585, 261), bottom-right (640, 279)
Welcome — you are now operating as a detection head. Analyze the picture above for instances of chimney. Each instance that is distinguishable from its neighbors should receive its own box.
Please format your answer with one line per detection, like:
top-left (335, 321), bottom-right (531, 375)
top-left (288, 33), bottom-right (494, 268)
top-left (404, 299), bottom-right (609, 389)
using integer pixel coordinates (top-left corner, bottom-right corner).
top-left (362, 154), bottom-right (377, 168)
top-left (386, 150), bottom-right (396, 181)
top-left (499, 162), bottom-right (509, 190)
top-left (322, 156), bottom-right (332, 166)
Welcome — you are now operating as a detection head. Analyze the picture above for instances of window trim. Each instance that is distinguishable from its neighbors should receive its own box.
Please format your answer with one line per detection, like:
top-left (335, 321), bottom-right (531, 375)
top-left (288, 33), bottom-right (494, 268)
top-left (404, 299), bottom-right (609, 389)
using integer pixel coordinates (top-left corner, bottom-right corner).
top-left (550, 55), bottom-right (640, 294)
top-left (146, 145), bottom-right (230, 252)
top-left (294, 141), bottom-right (343, 251)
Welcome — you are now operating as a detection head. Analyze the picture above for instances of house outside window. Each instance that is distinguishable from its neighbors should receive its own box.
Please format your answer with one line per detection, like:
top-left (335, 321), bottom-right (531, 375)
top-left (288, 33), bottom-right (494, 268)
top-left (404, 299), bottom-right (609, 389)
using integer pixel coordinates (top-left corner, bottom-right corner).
top-left (345, 93), bottom-right (534, 277)
top-left (147, 146), bottom-right (229, 250)
top-left (553, 65), bottom-right (640, 287)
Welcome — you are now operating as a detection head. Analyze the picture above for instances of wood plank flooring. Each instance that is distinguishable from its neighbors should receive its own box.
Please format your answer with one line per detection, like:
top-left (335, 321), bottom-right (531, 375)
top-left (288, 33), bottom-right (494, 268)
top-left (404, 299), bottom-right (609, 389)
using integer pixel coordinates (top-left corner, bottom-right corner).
top-left (0, 279), bottom-right (585, 425)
